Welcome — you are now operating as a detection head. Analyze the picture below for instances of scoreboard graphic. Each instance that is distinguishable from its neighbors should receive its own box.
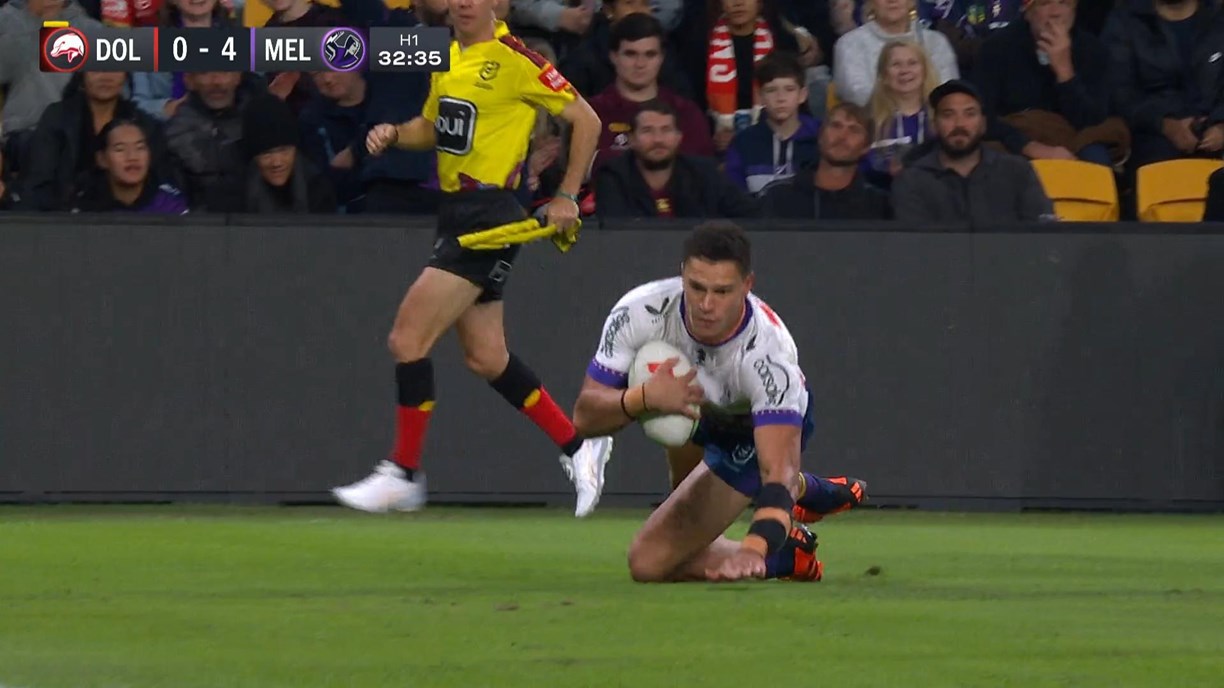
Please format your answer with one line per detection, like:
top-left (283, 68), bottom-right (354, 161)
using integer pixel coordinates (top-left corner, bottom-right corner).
top-left (38, 21), bottom-right (450, 74)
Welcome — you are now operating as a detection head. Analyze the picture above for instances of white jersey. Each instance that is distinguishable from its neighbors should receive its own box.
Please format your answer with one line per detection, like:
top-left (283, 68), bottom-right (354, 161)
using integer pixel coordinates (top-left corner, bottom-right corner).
top-left (586, 277), bottom-right (808, 430)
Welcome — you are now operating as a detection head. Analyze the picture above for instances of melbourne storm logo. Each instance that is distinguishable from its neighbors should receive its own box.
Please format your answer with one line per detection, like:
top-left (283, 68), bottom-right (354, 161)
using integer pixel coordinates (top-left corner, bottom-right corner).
top-left (601, 307), bottom-right (630, 358)
top-left (321, 28), bottom-right (366, 72)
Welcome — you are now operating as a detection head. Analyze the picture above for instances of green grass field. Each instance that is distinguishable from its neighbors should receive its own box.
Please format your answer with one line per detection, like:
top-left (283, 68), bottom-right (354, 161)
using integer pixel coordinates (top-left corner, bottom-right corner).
top-left (2, 506), bottom-right (1222, 688)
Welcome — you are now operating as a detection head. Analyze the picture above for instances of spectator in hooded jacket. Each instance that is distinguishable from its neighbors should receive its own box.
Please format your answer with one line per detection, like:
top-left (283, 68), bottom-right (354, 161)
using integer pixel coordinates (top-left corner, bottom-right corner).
top-left (23, 72), bottom-right (174, 210)
top-left (73, 118), bottom-right (189, 214)
top-left (242, 93), bottom-right (337, 214)
top-left (725, 51), bottom-right (819, 194)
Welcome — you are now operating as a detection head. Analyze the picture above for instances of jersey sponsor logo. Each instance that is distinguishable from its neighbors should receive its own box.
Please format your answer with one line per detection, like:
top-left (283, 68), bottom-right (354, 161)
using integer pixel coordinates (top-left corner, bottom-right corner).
top-left (644, 296), bottom-right (670, 316)
top-left (538, 65), bottom-right (569, 92)
top-left (753, 356), bottom-right (791, 407)
top-left (480, 60), bottom-right (500, 80)
top-left (435, 97), bottom-right (477, 155)
top-left (601, 306), bottom-right (630, 358)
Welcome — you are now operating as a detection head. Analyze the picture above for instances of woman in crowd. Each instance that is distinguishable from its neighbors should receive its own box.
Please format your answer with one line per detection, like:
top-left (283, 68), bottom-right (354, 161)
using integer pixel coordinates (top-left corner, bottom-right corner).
top-left (23, 71), bottom-right (173, 211)
top-left (833, 0), bottom-right (957, 106)
top-left (865, 39), bottom-right (937, 188)
top-left (242, 94), bottom-right (336, 214)
top-left (73, 119), bottom-right (189, 214)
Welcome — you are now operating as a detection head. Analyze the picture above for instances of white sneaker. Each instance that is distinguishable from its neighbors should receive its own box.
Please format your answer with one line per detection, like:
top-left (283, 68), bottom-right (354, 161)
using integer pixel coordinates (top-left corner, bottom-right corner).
top-left (559, 436), bottom-right (614, 518)
top-left (331, 460), bottom-right (427, 513)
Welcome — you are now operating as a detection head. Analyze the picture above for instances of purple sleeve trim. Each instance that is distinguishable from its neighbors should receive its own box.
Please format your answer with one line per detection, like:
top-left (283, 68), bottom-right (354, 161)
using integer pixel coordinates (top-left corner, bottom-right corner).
top-left (587, 359), bottom-right (629, 389)
top-left (752, 410), bottom-right (804, 427)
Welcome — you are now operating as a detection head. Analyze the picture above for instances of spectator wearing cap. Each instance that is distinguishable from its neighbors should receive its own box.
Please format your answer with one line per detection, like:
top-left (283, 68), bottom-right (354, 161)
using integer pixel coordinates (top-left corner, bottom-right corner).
top-left (1102, 0), bottom-right (1224, 169)
top-left (762, 102), bottom-right (892, 219)
top-left (166, 71), bottom-right (264, 212)
top-left (558, 0), bottom-right (693, 99)
top-left (23, 72), bottom-right (174, 211)
top-left (586, 13), bottom-right (712, 174)
top-left (1205, 168), bottom-right (1224, 222)
top-left (72, 119), bottom-right (189, 214)
top-left (892, 79), bottom-right (1053, 225)
top-left (973, 0), bottom-right (1122, 167)
top-left (0, 0), bottom-right (102, 142)
top-left (242, 93), bottom-right (336, 214)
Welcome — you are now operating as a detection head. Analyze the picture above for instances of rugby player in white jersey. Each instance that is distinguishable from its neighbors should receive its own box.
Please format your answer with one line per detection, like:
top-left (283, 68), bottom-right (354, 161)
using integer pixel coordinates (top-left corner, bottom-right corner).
top-left (572, 222), bottom-right (866, 582)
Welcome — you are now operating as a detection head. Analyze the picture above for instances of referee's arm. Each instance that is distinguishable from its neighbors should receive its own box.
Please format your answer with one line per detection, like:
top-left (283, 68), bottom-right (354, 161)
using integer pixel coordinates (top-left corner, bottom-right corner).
top-left (551, 97), bottom-right (601, 200)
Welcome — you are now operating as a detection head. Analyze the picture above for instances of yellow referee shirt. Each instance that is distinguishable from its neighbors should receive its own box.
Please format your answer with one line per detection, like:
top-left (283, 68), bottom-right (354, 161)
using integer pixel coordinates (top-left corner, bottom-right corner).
top-left (422, 21), bottom-right (578, 192)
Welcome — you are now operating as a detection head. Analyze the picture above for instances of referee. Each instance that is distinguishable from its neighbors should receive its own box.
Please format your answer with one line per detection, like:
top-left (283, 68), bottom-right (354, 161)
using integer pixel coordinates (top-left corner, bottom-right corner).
top-left (332, 0), bottom-right (611, 517)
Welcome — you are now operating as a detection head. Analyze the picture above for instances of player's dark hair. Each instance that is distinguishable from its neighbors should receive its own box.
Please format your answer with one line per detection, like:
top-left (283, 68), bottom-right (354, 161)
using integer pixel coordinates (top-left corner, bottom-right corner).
top-left (631, 98), bottom-right (677, 131)
top-left (683, 222), bottom-right (753, 276)
top-left (754, 51), bottom-right (806, 88)
top-left (609, 12), bottom-right (666, 52)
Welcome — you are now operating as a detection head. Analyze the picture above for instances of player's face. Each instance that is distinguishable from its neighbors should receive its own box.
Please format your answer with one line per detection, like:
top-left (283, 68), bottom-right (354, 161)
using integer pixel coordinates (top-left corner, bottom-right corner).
top-left (934, 93), bottom-right (986, 158)
top-left (449, 0), bottom-right (497, 37)
top-left (818, 108), bottom-right (870, 165)
top-left (100, 125), bottom-right (151, 188)
top-left (606, 0), bottom-right (651, 21)
top-left (610, 37), bottom-right (663, 91)
top-left (760, 77), bottom-right (806, 124)
top-left (188, 72), bottom-right (242, 110)
top-left (883, 44), bottom-right (923, 96)
top-left (681, 258), bottom-right (754, 342)
top-left (84, 72), bottom-right (126, 103)
top-left (256, 146), bottom-right (297, 188)
top-left (630, 110), bottom-right (682, 169)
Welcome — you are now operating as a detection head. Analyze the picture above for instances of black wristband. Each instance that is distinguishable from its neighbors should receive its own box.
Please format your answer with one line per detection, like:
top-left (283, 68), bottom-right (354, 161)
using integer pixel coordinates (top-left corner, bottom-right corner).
top-left (755, 482), bottom-right (795, 511)
top-left (747, 518), bottom-right (789, 555)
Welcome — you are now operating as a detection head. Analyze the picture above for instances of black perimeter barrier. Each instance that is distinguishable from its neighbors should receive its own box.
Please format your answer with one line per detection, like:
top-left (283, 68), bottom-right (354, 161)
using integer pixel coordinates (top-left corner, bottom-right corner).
top-left (2, 214), bottom-right (1223, 512)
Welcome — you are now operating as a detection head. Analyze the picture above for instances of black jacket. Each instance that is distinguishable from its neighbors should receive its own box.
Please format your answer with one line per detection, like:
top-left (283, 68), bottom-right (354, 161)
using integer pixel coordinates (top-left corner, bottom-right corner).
top-left (761, 167), bottom-right (893, 221)
top-left (23, 90), bottom-right (173, 211)
top-left (299, 93), bottom-right (367, 214)
top-left (973, 20), bottom-right (1112, 153)
top-left (1205, 168), bottom-right (1224, 222)
top-left (891, 147), bottom-right (1054, 227)
top-left (244, 155), bottom-right (338, 215)
top-left (165, 79), bottom-right (264, 213)
top-left (558, 14), bottom-right (695, 101)
top-left (1101, 0), bottom-right (1224, 135)
top-left (594, 152), bottom-right (760, 220)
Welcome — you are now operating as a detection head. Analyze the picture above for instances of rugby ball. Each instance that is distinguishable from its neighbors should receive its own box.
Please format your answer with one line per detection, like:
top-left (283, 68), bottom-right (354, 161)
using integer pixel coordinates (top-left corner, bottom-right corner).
top-left (628, 341), bottom-right (700, 447)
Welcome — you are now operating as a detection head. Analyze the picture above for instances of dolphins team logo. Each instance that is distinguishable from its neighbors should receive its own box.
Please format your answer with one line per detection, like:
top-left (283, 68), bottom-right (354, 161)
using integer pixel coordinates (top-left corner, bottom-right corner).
top-left (41, 26), bottom-right (90, 73)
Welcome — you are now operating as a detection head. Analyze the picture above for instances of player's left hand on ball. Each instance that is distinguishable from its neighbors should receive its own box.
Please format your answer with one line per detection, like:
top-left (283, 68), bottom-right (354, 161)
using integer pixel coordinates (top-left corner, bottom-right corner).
top-left (707, 550), bottom-right (767, 582)
top-left (545, 194), bottom-right (580, 231)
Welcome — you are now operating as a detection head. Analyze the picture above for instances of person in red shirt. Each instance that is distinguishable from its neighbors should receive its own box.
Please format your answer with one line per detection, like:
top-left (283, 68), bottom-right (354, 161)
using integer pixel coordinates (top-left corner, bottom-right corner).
top-left (587, 13), bottom-right (713, 173)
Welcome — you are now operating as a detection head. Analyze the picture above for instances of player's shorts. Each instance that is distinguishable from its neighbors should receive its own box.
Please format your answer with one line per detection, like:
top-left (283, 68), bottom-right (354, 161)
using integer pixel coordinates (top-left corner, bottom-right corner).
top-left (697, 387), bottom-right (816, 497)
top-left (428, 189), bottom-right (527, 304)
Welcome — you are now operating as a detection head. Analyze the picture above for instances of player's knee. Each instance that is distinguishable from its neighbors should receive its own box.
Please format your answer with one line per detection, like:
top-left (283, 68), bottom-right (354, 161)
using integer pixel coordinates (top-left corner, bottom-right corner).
top-left (462, 347), bottom-right (507, 380)
top-left (626, 540), bottom-right (670, 583)
top-left (387, 326), bottom-right (430, 361)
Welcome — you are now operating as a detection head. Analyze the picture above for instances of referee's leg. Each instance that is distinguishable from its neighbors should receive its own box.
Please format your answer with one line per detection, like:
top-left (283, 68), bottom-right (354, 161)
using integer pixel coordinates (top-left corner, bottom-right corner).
top-left (331, 266), bottom-right (480, 513)
top-left (456, 300), bottom-right (614, 517)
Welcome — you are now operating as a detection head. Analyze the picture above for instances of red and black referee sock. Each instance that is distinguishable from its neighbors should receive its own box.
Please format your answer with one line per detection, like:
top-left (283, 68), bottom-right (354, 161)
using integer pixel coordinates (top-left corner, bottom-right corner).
top-left (489, 352), bottom-right (585, 457)
top-left (390, 358), bottom-right (436, 480)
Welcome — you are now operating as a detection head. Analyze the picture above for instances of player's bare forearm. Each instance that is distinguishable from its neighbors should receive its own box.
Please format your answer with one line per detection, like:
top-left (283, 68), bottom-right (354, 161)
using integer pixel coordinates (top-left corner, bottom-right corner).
top-left (395, 117), bottom-right (436, 150)
top-left (754, 424), bottom-right (802, 499)
top-left (573, 376), bottom-right (639, 438)
top-left (555, 97), bottom-right (601, 195)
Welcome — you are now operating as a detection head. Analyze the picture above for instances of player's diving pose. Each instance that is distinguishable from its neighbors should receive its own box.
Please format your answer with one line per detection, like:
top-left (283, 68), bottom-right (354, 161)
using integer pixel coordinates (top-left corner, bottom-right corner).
top-left (573, 223), bottom-right (867, 581)
top-left (332, 0), bottom-right (612, 516)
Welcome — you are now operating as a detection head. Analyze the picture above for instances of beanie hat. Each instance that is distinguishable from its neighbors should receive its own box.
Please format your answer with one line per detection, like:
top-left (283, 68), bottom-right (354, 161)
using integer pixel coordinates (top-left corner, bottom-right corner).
top-left (242, 93), bottom-right (298, 159)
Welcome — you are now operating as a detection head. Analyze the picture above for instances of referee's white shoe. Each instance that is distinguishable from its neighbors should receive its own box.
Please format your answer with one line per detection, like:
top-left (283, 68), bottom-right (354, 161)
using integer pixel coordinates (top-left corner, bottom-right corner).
top-left (331, 461), bottom-right (427, 513)
top-left (560, 436), bottom-right (614, 518)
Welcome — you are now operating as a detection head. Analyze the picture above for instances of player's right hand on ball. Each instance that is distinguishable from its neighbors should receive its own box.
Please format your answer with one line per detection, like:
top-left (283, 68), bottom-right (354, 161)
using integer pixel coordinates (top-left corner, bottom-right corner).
top-left (644, 357), bottom-right (703, 419)
top-left (366, 123), bottom-right (398, 156)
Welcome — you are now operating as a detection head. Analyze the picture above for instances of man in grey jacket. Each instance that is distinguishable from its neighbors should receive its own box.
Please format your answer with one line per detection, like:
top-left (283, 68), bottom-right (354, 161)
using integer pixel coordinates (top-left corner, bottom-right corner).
top-left (0, 0), bottom-right (102, 137)
top-left (892, 79), bottom-right (1054, 227)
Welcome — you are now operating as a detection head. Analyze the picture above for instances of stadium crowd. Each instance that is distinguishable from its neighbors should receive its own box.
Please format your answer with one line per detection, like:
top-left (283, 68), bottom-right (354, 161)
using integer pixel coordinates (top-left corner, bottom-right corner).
top-left (0, 0), bottom-right (1222, 221)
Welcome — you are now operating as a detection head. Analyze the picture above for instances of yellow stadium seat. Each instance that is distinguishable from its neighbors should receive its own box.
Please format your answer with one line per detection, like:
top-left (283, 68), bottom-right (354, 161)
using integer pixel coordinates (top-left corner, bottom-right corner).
top-left (1030, 159), bottom-right (1120, 222)
top-left (1136, 159), bottom-right (1224, 223)
top-left (825, 86), bottom-right (840, 114)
